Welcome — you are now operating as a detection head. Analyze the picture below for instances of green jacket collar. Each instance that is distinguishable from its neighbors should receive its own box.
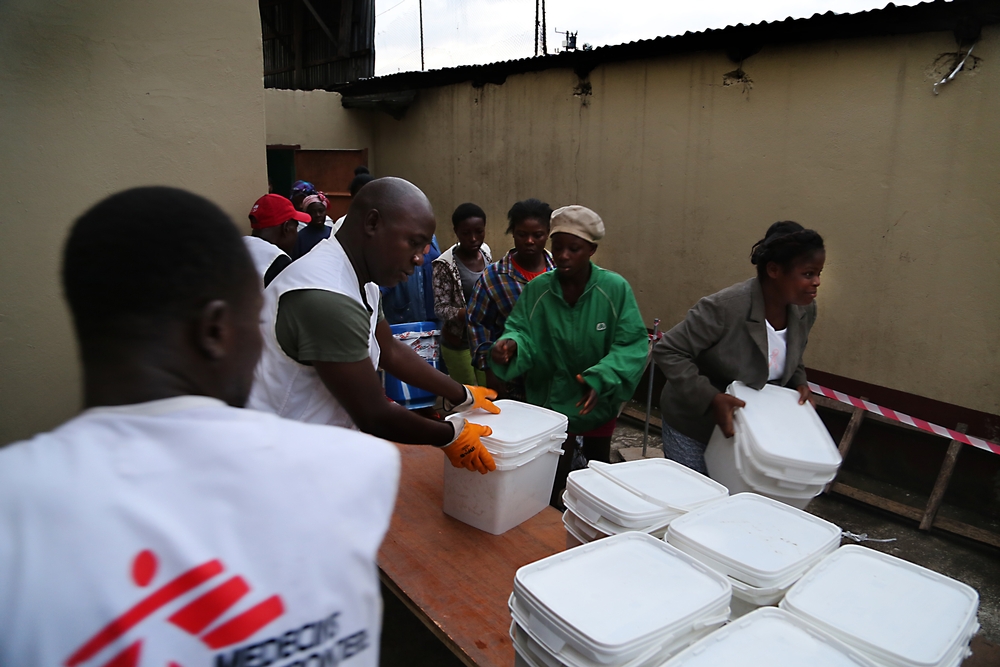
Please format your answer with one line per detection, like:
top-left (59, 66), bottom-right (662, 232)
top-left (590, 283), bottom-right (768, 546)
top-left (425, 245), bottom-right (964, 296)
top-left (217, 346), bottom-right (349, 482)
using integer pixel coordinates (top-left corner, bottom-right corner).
top-left (548, 262), bottom-right (601, 302)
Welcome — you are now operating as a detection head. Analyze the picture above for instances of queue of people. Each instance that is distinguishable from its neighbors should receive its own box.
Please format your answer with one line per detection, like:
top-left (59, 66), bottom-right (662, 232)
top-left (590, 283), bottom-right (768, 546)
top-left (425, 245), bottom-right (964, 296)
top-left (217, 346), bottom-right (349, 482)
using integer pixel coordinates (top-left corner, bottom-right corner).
top-left (0, 169), bottom-right (825, 666)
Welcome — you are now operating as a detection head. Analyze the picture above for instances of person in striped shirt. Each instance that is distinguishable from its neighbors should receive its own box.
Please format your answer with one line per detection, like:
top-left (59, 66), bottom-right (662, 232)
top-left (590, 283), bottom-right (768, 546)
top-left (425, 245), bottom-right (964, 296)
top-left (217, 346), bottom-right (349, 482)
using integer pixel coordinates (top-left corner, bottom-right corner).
top-left (467, 198), bottom-right (554, 399)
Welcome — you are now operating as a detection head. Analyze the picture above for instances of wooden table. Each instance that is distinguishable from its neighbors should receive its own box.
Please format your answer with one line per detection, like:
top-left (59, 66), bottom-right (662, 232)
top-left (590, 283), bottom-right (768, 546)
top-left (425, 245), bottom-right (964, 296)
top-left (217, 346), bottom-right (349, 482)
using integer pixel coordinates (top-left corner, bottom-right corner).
top-left (378, 444), bottom-right (566, 666)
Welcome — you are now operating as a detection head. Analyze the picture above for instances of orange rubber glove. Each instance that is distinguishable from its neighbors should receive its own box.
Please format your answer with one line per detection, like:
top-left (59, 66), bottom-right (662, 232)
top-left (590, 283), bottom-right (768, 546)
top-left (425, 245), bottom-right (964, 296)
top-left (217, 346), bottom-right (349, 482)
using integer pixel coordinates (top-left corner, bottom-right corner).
top-left (441, 419), bottom-right (496, 474)
top-left (446, 385), bottom-right (501, 414)
top-left (464, 385), bottom-right (500, 414)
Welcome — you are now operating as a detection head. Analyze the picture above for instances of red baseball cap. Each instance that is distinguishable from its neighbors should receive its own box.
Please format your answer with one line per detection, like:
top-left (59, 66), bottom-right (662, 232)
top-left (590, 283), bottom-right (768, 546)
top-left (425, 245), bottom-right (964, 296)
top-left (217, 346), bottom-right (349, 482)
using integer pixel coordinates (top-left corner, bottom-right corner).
top-left (248, 194), bottom-right (311, 229)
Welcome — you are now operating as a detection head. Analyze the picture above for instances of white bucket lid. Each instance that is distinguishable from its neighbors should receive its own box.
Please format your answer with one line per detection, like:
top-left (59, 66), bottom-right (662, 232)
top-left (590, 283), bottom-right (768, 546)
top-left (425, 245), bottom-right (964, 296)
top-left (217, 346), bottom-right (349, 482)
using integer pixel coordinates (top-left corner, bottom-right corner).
top-left (563, 508), bottom-right (609, 542)
top-left (666, 493), bottom-right (842, 588)
top-left (738, 431), bottom-right (838, 486)
top-left (513, 533), bottom-right (732, 655)
top-left (492, 437), bottom-right (563, 471)
top-left (465, 400), bottom-right (568, 453)
top-left (563, 511), bottom-right (595, 546)
top-left (588, 459), bottom-right (729, 513)
top-left (661, 607), bottom-right (880, 667)
top-left (563, 492), bottom-right (675, 539)
top-left (734, 442), bottom-right (829, 498)
top-left (781, 545), bottom-right (980, 667)
top-left (729, 382), bottom-right (841, 473)
top-left (565, 468), bottom-right (672, 528)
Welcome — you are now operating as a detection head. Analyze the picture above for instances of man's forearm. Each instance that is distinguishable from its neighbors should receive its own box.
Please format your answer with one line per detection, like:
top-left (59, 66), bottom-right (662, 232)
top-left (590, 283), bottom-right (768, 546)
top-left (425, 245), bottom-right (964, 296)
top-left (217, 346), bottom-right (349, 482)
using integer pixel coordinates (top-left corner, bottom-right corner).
top-left (358, 400), bottom-right (455, 445)
top-left (384, 339), bottom-right (466, 403)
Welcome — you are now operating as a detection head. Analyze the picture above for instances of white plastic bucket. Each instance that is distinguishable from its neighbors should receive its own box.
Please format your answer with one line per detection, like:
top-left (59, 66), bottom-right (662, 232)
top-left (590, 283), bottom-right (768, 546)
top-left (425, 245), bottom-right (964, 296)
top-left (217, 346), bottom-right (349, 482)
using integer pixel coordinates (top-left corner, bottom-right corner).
top-left (666, 493), bottom-right (842, 590)
top-left (781, 545), bottom-right (980, 667)
top-left (705, 426), bottom-right (812, 509)
top-left (565, 467), bottom-right (675, 529)
top-left (704, 382), bottom-right (841, 509)
top-left (730, 382), bottom-right (841, 479)
top-left (563, 491), bottom-right (672, 540)
top-left (660, 607), bottom-right (880, 667)
top-left (471, 399), bottom-right (569, 457)
top-left (512, 533), bottom-right (731, 665)
top-left (563, 456), bottom-right (727, 533)
top-left (443, 439), bottom-right (563, 535)
top-left (510, 617), bottom-right (719, 667)
top-left (727, 576), bottom-right (794, 619)
top-left (442, 401), bottom-right (567, 535)
top-left (562, 508), bottom-right (610, 544)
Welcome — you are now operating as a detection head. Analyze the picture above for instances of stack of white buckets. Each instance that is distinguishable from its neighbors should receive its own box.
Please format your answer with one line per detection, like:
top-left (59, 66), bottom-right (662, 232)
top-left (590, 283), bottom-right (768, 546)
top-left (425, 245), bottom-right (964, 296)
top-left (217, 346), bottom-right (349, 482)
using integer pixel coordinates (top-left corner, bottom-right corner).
top-left (512, 532), bottom-right (980, 667)
top-left (443, 400), bottom-right (568, 535)
top-left (705, 382), bottom-right (842, 508)
top-left (563, 459), bottom-right (729, 547)
top-left (657, 543), bottom-right (981, 667)
top-left (561, 464), bottom-right (844, 620)
top-left (505, 382), bottom-right (980, 667)
top-left (666, 493), bottom-right (842, 618)
top-left (510, 533), bottom-right (733, 667)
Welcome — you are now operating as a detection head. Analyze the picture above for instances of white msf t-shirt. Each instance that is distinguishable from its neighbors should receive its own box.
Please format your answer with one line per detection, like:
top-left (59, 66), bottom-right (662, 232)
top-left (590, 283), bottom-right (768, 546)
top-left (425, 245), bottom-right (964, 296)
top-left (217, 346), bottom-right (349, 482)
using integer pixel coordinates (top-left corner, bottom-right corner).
top-left (765, 320), bottom-right (788, 381)
top-left (0, 396), bottom-right (399, 667)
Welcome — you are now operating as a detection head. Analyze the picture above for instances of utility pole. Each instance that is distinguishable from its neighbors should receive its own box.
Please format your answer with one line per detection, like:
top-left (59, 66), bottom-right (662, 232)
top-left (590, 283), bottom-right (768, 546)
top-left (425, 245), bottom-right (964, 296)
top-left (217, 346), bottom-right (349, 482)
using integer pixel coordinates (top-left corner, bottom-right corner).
top-left (541, 0), bottom-right (547, 55)
top-left (534, 0), bottom-right (539, 57)
top-left (419, 0), bottom-right (425, 70)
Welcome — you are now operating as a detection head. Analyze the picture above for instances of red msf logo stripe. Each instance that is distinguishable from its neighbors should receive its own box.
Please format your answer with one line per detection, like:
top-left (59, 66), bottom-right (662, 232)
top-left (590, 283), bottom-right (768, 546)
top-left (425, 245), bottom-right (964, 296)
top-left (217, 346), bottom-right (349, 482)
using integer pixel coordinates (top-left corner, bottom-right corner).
top-left (65, 550), bottom-right (285, 667)
top-left (201, 595), bottom-right (285, 649)
top-left (65, 560), bottom-right (223, 666)
top-left (168, 576), bottom-right (251, 636)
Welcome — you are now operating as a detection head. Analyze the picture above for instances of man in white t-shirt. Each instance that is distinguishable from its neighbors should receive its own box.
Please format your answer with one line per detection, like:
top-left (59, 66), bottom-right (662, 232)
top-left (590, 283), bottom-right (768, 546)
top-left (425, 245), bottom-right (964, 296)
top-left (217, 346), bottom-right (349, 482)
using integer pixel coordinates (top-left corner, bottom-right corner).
top-left (0, 187), bottom-right (399, 667)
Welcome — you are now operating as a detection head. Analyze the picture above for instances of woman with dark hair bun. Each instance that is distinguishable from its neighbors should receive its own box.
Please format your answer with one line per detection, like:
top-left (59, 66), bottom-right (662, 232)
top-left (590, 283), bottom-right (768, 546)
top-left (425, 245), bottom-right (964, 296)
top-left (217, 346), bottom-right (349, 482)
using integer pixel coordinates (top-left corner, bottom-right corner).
top-left (652, 221), bottom-right (826, 474)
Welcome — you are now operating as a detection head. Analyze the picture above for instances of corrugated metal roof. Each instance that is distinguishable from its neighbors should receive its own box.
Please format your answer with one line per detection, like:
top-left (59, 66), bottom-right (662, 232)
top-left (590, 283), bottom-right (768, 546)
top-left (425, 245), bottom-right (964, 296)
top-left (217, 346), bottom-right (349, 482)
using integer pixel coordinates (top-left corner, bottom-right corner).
top-left (336, 0), bottom-right (996, 96)
top-left (262, 0), bottom-right (375, 90)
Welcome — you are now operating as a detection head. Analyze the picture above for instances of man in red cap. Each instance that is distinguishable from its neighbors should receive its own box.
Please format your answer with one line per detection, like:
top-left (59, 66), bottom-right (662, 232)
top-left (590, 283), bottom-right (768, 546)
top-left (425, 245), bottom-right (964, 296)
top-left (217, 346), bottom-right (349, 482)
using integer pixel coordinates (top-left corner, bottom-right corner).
top-left (246, 194), bottom-right (310, 287)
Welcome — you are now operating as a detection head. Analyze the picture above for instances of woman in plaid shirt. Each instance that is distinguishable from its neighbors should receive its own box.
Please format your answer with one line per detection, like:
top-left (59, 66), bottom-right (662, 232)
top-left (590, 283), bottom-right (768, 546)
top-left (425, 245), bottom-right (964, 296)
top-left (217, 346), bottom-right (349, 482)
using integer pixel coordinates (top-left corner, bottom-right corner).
top-left (467, 199), bottom-right (554, 399)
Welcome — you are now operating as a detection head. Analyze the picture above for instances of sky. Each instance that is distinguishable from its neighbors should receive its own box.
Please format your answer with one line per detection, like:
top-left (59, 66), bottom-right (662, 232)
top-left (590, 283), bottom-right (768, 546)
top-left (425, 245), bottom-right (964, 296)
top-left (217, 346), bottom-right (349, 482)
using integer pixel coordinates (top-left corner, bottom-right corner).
top-left (373, 0), bottom-right (930, 76)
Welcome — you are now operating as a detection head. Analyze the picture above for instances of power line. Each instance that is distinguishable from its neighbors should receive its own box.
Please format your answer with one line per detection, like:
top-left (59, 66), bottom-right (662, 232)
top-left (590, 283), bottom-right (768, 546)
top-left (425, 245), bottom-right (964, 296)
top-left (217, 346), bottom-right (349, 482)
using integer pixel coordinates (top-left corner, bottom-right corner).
top-left (376, 0), bottom-right (410, 18)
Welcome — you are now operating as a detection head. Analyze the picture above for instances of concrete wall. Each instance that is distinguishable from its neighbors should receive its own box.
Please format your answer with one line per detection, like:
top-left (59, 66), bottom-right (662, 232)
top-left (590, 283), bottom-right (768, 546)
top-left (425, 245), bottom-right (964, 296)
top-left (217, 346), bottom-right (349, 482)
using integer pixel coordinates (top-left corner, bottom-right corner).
top-left (0, 0), bottom-right (268, 444)
top-left (265, 89), bottom-right (375, 169)
top-left (372, 28), bottom-right (1000, 416)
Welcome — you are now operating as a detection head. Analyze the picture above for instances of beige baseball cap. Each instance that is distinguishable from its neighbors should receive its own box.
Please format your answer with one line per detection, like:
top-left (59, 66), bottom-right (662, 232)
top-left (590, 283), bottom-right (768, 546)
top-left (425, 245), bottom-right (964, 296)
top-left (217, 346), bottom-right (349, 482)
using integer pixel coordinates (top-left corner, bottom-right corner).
top-left (549, 205), bottom-right (605, 243)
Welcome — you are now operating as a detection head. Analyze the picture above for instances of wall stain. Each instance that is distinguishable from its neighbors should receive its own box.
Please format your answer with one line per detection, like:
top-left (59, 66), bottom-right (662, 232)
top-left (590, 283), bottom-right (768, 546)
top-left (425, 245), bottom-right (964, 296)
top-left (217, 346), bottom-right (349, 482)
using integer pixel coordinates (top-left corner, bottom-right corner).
top-left (925, 51), bottom-right (982, 81)
top-left (573, 79), bottom-right (592, 107)
top-left (722, 67), bottom-right (752, 100)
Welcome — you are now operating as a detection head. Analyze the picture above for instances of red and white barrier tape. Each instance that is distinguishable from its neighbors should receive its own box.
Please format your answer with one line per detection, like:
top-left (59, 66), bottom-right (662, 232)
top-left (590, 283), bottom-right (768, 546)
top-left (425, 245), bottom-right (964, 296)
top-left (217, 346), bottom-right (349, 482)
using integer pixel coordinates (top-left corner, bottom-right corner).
top-left (808, 382), bottom-right (1000, 457)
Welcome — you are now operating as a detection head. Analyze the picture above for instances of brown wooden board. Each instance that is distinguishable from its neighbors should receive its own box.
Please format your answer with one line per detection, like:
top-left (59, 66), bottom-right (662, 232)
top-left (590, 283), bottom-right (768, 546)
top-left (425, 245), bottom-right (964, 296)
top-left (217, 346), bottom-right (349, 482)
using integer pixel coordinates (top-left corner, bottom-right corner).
top-left (293, 148), bottom-right (367, 220)
top-left (378, 443), bottom-right (566, 666)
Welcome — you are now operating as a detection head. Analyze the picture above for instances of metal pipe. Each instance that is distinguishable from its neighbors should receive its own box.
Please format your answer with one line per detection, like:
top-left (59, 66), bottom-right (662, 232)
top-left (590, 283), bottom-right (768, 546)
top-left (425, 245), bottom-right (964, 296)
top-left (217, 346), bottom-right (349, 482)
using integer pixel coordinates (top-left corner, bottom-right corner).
top-left (642, 318), bottom-right (660, 457)
top-left (933, 44), bottom-right (975, 95)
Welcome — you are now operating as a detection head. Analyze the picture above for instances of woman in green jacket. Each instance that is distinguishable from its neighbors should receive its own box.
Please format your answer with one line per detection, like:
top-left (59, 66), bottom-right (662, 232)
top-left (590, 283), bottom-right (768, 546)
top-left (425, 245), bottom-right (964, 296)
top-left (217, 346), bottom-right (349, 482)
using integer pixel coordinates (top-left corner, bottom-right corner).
top-left (491, 205), bottom-right (649, 507)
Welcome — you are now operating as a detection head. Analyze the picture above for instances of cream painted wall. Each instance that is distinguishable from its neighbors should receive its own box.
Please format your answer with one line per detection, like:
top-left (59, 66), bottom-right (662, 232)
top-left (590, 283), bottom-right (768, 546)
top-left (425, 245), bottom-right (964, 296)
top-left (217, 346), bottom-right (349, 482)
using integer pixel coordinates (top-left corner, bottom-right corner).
top-left (373, 29), bottom-right (1000, 415)
top-left (265, 89), bottom-right (375, 169)
top-left (0, 0), bottom-right (268, 444)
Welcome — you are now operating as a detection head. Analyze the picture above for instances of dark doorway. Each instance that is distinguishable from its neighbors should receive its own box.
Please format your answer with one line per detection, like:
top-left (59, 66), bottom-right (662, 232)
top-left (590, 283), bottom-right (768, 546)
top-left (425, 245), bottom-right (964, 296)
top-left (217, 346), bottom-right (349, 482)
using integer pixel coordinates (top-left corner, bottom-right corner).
top-left (266, 145), bottom-right (298, 198)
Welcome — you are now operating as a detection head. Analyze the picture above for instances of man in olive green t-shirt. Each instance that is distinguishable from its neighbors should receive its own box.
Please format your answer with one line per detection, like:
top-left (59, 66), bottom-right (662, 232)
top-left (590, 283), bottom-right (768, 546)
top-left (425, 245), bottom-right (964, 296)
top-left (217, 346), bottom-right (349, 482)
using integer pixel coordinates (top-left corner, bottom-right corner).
top-left (248, 178), bottom-right (500, 475)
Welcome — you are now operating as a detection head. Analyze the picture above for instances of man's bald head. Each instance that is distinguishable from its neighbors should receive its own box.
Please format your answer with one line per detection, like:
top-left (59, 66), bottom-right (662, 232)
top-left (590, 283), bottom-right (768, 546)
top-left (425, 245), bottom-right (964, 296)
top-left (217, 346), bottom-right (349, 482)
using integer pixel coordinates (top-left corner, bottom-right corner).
top-left (338, 177), bottom-right (436, 288)
top-left (344, 177), bottom-right (433, 228)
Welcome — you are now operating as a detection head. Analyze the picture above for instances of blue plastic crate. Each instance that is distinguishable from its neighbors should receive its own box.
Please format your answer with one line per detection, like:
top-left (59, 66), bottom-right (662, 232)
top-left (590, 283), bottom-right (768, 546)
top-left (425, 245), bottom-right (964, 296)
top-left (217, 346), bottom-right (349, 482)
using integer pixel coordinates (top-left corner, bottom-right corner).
top-left (384, 321), bottom-right (441, 410)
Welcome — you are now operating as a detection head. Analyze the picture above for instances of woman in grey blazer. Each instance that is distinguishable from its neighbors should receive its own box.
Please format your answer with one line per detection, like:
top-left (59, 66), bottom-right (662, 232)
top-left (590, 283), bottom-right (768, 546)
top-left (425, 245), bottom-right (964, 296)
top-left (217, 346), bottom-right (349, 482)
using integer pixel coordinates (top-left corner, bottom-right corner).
top-left (652, 222), bottom-right (826, 473)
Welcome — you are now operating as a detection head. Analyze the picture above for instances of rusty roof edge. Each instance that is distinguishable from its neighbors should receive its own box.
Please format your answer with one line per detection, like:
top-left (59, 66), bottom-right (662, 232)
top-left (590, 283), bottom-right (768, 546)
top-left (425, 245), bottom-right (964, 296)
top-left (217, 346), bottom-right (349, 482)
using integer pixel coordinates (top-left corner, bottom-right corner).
top-left (335, 0), bottom-right (998, 97)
